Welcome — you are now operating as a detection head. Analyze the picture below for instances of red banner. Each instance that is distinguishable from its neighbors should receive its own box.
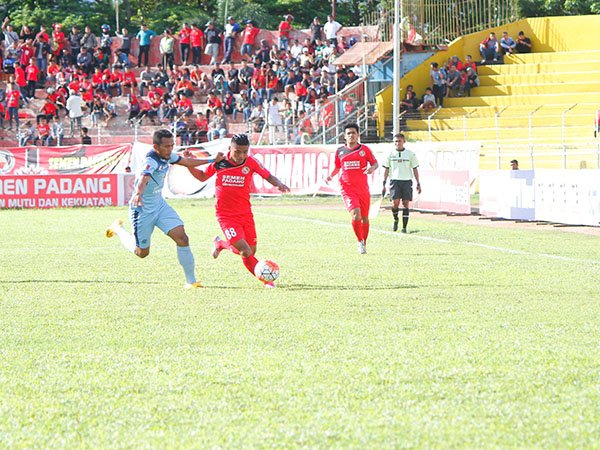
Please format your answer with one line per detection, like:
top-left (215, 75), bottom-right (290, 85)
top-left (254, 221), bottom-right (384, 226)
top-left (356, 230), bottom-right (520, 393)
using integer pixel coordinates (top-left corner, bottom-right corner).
top-left (0, 144), bottom-right (132, 176)
top-left (0, 174), bottom-right (120, 209)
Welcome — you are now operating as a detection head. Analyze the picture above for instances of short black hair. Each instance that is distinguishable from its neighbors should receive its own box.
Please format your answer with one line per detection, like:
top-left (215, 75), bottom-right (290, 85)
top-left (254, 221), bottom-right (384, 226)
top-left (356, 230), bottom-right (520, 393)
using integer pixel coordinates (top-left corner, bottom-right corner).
top-left (153, 129), bottom-right (173, 145)
top-left (344, 123), bottom-right (359, 133)
top-left (231, 133), bottom-right (250, 146)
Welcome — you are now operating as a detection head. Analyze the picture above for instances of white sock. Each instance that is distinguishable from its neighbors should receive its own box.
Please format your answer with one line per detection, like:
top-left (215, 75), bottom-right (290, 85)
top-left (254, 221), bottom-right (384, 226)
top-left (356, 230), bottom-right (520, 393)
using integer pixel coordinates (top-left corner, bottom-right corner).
top-left (115, 226), bottom-right (136, 253)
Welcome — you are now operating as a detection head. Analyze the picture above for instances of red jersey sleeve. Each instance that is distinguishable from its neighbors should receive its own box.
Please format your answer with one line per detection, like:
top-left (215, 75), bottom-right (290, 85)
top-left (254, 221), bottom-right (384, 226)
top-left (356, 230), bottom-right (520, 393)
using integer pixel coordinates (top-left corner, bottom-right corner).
top-left (204, 162), bottom-right (216, 178)
top-left (363, 145), bottom-right (378, 165)
top-left (248, 156), bottom-right (271, 179)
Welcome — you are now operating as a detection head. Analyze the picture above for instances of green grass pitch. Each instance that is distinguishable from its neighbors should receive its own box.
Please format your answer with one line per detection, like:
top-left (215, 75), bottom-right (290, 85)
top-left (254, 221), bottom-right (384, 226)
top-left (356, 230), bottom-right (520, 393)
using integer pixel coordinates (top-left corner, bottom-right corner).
top-left (0, 198), bottom-right (599, 448)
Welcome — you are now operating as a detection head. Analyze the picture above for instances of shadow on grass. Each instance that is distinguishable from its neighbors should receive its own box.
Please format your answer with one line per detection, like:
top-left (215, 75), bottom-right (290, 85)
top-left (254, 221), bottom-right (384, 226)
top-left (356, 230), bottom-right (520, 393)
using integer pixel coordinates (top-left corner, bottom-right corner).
top-left (0, 280), bottom-right (162, 285)
top-left (279, 284), bottom-right (422, 291)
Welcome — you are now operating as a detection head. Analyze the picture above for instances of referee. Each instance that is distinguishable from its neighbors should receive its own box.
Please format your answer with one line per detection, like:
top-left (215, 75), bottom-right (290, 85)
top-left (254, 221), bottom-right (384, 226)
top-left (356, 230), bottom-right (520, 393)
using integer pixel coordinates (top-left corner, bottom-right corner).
top-left (381, 133), bottom-right (421, 233)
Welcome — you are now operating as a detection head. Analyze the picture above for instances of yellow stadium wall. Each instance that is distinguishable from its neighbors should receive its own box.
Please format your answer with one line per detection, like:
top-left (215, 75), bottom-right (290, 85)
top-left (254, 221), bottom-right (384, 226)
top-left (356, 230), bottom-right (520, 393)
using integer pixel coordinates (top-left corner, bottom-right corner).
top-left (376, 15), bottom-right (600, 136)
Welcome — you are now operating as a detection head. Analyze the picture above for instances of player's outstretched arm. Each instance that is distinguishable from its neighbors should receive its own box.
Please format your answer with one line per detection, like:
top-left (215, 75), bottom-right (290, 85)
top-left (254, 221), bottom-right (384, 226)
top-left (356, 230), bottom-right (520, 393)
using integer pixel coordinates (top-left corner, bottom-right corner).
top-left (177, 151), bottom-right (225, 168)
top-left (266, 175), bottom-right (290, 193)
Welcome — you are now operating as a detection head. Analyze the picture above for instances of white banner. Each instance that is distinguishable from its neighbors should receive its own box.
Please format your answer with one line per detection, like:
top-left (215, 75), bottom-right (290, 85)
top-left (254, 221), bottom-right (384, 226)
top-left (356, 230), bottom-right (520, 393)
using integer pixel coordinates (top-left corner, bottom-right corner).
top-left (534, 170), bottom-right (600, 226)
top-left (369, 140), bottom-right (481, 192)
top-left (480, 169), bottom-right (600, 226)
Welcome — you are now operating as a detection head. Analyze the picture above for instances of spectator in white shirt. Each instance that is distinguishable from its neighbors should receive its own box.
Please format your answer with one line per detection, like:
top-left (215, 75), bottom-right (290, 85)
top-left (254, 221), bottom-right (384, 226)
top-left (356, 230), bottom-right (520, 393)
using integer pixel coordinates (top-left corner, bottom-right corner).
top-left (66, 89), bottom-right (84, 137)
top-left (267, 97), bottom-right (283, 144)
top-left (324, 15), bottom-right (342, 48)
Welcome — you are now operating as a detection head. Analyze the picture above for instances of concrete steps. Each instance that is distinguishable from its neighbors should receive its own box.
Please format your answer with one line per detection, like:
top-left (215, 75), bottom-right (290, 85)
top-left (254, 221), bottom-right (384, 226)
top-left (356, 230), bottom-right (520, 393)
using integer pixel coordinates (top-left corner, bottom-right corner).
top-left (444, 92), bottom-right (600, 108)
top-left (479, 71), bottom-right (600, 86)
top-left (478, 60), bottom-right (600, 76)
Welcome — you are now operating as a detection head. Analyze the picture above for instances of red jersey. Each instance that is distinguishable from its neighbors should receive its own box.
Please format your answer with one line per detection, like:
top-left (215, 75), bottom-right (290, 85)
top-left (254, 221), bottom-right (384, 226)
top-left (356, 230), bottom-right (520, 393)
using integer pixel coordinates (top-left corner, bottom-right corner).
top-left (25, 65), bottom-right (40, 81)
top-left (179, 27), bottom-right (191, 44)
top-left (38, 123), bottom-right (51, 136)
top-left (242, 26), bottom-right (260, 45)
top-left (122, 70), bottom-right (137, 85)
top-left (195, 117), bottom-right (208, 131)
top-left (178, 97), bottom-right (193, 110)
top-left (279, 21), bottom-right (291, 38)
top-left (334, 144), bottom-right (377, 192)
top-left (205, 155), bottom-right (271, 218)
top-left (7, 90), bottom-right (20, 108)
top-left (20, 45), bottom-right (35, 66)
top-left (41, 101), bottom-right (58, 116)
top-left (92, 72), bottom-right (103, 86)
top-left (207, 96), bottom-right (222, 110)
top-left (148, 90), bottom-right (163, 107)
top-left (14, 67), bottom-right (26, 86)
top-left (190, 29), bottom-right (204, 47)
top-left (47, 63), bottom-right (61, 77)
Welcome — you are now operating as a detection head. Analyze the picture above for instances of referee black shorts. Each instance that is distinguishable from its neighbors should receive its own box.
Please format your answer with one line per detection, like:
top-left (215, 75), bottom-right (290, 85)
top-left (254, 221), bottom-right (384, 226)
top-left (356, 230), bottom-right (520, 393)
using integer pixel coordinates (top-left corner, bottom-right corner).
top-left (390, 180), bottom-right (413, 201)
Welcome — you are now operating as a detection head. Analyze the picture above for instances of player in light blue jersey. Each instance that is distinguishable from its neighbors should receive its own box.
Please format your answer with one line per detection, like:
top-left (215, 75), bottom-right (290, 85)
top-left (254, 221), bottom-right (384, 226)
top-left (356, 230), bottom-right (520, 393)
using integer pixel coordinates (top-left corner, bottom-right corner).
top-left (106, 129), bottom-right (223, 288)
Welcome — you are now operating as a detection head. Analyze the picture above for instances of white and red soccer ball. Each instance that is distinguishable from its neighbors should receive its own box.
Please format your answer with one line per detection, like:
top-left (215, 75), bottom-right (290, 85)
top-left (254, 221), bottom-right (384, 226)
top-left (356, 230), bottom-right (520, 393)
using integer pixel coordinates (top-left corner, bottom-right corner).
top-left (254, 259), bottom-right (280, 282)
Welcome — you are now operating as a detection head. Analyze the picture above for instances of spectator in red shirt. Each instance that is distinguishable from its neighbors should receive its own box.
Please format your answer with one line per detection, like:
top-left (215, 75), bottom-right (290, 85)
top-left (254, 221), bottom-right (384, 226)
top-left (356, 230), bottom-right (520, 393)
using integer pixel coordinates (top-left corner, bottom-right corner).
top-left (24, 59), bottom-right (40, 100)
top-left (46, 59), bottom-right (61, 84)
top-left (190, 23), bottom-right (204, 65)
top-left (51, 24), bottom-right (66, 59)
top-left (13, 62), bottom-right (27, 98)
top-left (19, 39), bottom-right (35, 67)
top-left (6, 82), bottom-right (21, 130)
top-left (40, 96), bottom-right (59, 121)
top-left (178, 22), bottom-right (192, 64)
top-left (206, 90), bottom-right (223, 120)
top-left (122, 66), bottom-right (138, 94)
top-left (241, 21), bottom-right (260, 58)
top-left (278, 15), bottom-right (293, 51)
top-left (36, 118), bottom-right (52, 145)
top-left (109, 66), bottom-right (124, 96)
top-left (176, 93), bottom-right (193, 116)
top-left (193, 112), bottom-right (209, 143)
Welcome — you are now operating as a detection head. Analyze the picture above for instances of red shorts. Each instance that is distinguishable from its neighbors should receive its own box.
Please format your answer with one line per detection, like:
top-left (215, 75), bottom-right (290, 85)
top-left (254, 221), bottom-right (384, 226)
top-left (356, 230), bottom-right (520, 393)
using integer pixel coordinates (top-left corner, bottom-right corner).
top-left (341, 185), bottom-right (371, 217)
top-left (217, 215), bottom-right (257, 246)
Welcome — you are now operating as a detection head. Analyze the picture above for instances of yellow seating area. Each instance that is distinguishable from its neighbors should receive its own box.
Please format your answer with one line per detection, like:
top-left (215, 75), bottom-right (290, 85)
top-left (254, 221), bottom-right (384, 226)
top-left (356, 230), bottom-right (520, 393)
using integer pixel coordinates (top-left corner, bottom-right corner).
top-left (376, 16), bottom-right (600, 170)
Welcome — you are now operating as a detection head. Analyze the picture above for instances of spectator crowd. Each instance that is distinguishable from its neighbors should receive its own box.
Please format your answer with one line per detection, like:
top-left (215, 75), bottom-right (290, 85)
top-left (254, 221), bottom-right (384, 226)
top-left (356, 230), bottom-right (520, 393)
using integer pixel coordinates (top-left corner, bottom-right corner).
top-left (1, 13), bottom-right (366, 145)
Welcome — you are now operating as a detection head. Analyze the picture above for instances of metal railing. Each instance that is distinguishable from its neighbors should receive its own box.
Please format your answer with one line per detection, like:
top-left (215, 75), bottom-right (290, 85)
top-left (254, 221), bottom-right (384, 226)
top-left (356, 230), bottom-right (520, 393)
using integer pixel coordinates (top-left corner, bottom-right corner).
top-left (363, 0), bottom-right (519, 46)
top-left (406, 103), bottom-right (600, 169)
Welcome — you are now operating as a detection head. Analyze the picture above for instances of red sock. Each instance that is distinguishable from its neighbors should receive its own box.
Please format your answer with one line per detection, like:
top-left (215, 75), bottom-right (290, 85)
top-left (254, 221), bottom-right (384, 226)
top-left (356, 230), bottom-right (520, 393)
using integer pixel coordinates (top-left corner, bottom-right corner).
top-left (352, 219), bottom-right (363, 242)
top-left (220, 238), bottom-right (240, 255)
top-left (242, 255), bottom-right (258, 275)
top-left (362, 221), bottom-right (370, 242)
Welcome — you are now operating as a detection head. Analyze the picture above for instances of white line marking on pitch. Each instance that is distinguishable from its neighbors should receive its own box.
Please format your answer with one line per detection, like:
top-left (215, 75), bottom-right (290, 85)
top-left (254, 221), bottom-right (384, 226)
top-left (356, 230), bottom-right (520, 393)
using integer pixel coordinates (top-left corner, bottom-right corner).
top-left (258, 212), bottom-right (600, 266)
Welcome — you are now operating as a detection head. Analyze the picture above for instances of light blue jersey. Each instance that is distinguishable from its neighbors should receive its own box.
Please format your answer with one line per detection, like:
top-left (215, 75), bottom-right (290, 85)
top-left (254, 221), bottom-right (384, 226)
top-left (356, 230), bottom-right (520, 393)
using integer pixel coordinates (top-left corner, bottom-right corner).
top-left (132, 150), bottom-right (181, 212)
top-left (129, 150), bottom-right (183, 249)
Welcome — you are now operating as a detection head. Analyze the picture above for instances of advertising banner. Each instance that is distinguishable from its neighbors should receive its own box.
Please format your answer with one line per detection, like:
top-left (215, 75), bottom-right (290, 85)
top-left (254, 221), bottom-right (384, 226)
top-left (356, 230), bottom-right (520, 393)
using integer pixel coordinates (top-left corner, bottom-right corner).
top-left (369, 141), bottom-right (481, 192)
top-left (0, 174), bottom-right (121, 209)
top-left (479, 170), bottom-right (535, 220)
top-left (480, 169), bottom-right (600, 226)
top-left (413, 170), bottom-right (471, 214)
top-left (0, 145), bottom-right (132, 176)
top-left (534, 170), bottom-right (600, 226)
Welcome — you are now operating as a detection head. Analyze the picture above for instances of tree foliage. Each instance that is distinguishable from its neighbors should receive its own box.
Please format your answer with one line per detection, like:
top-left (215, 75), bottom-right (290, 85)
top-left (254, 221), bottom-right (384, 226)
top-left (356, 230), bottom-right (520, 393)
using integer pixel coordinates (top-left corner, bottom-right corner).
top-left (1, 0), bottom-right (598, 36)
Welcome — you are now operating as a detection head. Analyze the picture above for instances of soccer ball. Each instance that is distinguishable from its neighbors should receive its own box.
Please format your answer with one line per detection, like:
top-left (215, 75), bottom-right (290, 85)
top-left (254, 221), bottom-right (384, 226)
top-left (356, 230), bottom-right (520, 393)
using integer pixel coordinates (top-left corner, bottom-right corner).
top-left (254, 259), bottom-right (280, 282)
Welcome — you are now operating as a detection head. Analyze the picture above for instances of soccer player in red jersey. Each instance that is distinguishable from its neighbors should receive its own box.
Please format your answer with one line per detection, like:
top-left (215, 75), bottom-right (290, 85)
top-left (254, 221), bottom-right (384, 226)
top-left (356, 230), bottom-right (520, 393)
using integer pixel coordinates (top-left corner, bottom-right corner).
top-left (186, 134), bottom-right (290, 287)
top-left (325, 123), bottom-right (379, 254)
